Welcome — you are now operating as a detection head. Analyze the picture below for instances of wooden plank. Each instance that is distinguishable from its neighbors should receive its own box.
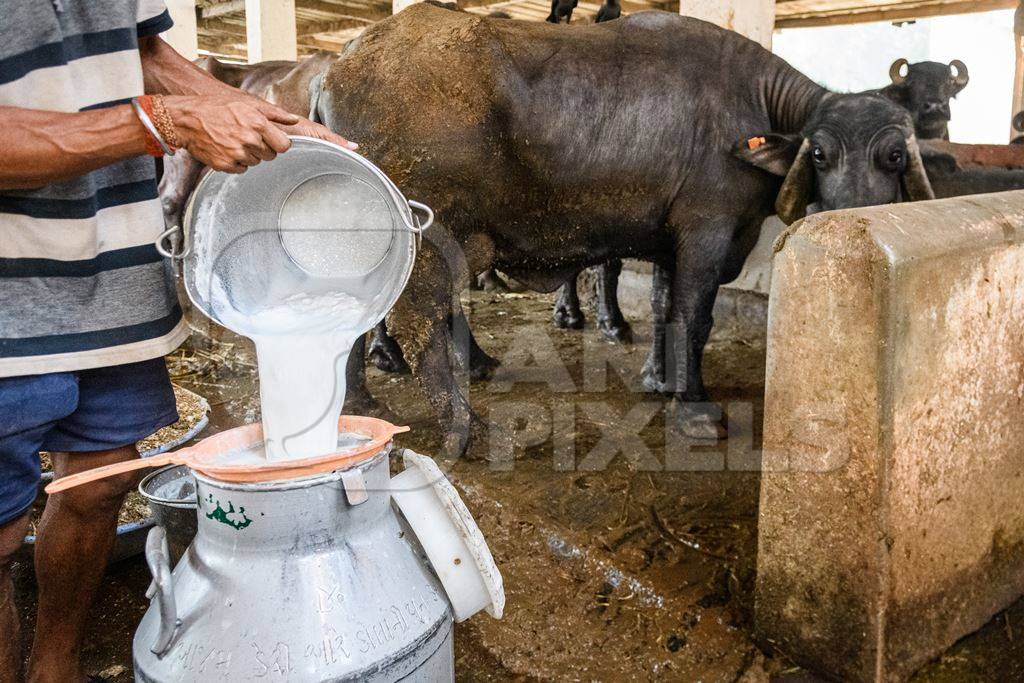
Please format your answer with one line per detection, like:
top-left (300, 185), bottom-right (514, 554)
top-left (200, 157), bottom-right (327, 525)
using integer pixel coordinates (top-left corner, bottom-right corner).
top-left (201, 0), bottom-right (245, 17)
top-left (297, 0), bottom-right (390, 22)
top-left (298, 17), bottom-right (375, 34)
top-left (776, 0), bottom-right (1017, 28)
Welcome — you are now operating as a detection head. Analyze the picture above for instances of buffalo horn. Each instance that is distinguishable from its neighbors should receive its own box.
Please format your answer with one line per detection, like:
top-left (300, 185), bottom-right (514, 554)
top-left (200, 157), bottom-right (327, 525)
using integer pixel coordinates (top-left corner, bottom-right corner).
top-left (889, 58), bottom-right (909, 85)
top-left (949, 59), bottom-right (969, 90)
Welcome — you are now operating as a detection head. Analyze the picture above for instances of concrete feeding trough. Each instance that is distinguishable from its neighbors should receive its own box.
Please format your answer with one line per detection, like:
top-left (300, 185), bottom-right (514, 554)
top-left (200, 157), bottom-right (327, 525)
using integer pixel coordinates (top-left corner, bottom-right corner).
top-left (757, 190), bottom-right (1024, 681)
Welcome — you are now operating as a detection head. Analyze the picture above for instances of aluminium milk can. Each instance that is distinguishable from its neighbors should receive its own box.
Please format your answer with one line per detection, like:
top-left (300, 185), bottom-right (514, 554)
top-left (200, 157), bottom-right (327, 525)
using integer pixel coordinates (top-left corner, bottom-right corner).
top-left (133, 446), bottom-right (458, 682)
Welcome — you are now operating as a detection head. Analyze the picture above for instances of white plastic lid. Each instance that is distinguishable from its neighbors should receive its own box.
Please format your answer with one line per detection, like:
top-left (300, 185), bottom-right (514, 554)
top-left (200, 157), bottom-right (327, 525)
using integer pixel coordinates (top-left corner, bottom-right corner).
top-left (390, 449), bottom-right (504, 621)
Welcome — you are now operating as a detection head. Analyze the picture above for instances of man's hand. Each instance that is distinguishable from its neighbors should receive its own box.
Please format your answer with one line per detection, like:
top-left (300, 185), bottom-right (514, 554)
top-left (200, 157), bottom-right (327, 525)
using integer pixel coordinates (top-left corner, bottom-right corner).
top-left (164, 95), bottom-right (298, 173)
top-left (278, 118), bottom-right (358, 151)
top-left (163, 95), bottom-right (359, 173)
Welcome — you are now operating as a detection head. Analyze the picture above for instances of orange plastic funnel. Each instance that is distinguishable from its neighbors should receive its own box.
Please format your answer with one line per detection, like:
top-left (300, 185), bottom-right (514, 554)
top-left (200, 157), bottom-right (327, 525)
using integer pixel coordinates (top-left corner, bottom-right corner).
top-left (46, 415), bottom-right (409, 494)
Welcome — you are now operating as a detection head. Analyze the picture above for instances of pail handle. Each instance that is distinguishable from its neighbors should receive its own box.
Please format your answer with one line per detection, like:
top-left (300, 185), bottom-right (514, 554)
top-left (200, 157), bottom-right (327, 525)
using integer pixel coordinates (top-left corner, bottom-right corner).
top-left (144, 527), bottom-right (179, 655)
top-left (155, 224), bottom-right (190, 260)
top-left (405, 201), bottom-right (434, 234)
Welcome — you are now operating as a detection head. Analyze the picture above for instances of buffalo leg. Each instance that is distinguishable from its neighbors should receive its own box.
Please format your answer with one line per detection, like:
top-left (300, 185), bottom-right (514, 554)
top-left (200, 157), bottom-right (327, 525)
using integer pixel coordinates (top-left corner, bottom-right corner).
top-left (552, 273), bottom-right (585, 329)
top-left (387, 226), bottom-right (489, 458)
top-left (665, 221), bottom-right (734, 440)
top-left (368, 320), bottom-right (410, 374)
top-left (418, 322), bottom-right (482, 458)
top-left (342, 333), bottom-right (391, 417)
top-left (595, 259), bottom-right (632, 343)
top-left (451, 301), bottom-right (501, 381)
top-left (546, 0), bottom-right (559, 22)
top-left (476, 269), bottom-right (510, 293)
top-left (641, 263), bottom-right (673, 393)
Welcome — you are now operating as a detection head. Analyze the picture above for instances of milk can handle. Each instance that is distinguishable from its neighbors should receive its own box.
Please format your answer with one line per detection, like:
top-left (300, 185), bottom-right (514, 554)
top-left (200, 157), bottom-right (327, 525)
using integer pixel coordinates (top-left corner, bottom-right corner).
top-left (144, 526), bottom-right (180, 656)
top-left (155, 225), bottom-right (190, 260)
top-left (405, 201), bottom-right (434, 234)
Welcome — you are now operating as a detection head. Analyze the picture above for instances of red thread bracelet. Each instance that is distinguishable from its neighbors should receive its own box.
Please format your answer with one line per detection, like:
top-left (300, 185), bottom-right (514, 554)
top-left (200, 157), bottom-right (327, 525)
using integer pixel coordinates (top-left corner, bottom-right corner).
top-left (135, 95), bottom-right (166, 157)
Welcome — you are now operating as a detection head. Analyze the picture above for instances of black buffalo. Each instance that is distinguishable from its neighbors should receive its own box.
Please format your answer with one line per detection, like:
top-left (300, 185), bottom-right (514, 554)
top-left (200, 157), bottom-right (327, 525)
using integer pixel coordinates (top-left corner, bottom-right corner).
top-left (880, 58), bottom-right (968, 141)
top-left (315, 7), bottom-right (934, 452)
top-left (555, 56), bottom-right (971, 357)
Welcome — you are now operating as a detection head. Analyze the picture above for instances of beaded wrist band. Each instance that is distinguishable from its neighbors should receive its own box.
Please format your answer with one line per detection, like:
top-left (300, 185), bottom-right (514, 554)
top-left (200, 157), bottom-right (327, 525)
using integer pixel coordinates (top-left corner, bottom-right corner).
top-left (131, 96), bottom-right (174, 157)
top-left (150, 94), bottom-right (182, 150)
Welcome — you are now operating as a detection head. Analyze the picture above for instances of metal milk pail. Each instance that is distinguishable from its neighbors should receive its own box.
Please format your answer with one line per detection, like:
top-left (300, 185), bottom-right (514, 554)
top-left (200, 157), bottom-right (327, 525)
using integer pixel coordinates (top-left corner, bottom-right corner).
top-left (157, 136), bottom-right (432, 339)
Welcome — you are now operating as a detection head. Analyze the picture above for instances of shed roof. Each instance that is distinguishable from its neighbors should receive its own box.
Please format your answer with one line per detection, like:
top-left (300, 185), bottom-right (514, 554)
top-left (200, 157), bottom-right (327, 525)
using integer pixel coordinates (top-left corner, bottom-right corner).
top-left (195, 0), bottom-right (1016, 59)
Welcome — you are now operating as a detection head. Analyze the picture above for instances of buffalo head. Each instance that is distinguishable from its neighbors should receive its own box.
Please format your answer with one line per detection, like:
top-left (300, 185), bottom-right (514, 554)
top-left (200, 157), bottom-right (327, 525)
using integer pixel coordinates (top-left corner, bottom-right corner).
top-left (736, 93), bottom-right (935, 225)
top-left (882, 58), bottom-right (969, 140)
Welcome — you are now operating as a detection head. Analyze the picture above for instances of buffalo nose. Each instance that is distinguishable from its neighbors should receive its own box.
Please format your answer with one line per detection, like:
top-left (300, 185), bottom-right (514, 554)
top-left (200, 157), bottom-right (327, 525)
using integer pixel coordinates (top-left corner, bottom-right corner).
top-left (923, 101), bottom-right (949, 116)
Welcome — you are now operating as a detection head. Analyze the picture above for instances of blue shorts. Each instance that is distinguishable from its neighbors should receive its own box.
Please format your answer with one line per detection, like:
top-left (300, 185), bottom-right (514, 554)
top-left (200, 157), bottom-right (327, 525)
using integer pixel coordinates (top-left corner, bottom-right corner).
top-left (0, 358), bottom-right (178, 526)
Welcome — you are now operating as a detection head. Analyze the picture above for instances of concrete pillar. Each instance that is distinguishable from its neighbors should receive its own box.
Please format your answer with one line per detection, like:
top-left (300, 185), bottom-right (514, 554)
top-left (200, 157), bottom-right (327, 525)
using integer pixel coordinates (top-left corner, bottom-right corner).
top-left (679, 0), bottom-right (775, 49)
top-left (1013, 1), bottom-right (1024, 139)
top-left (162, 0), bottom-right (198, 60)
top-left (757, 191), bottom-right (1024, 681)
top-left (245, 0), bottom-right (297, 63)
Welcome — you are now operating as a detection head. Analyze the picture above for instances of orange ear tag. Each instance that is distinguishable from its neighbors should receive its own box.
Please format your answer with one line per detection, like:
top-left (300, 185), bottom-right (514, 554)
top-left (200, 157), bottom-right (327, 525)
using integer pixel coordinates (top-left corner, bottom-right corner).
top-left (747, 136), bottom-right (767, 151)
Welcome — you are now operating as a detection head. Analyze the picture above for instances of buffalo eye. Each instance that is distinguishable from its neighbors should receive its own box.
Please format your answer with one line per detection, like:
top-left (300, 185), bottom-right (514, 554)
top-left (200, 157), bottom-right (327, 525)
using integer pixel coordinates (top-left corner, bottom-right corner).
top-left (889, 149), bottom-right (904, 165)
top-left (811, 145), bottom-right (826, 166)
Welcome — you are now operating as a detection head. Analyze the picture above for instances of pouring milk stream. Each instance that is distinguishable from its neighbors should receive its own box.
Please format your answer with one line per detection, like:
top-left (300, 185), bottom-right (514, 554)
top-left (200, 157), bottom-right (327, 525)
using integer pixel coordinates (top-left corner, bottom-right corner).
top-left (177, 137), bottom-right (429, 462)
top-left (215, 289), bottom-right (364, 460)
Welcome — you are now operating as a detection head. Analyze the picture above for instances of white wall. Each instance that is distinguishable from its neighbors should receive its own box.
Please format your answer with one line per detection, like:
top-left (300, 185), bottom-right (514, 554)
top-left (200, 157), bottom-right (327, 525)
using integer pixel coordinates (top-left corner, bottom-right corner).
top-left (680, 0), bottom-right (775, 49)
top-left (773, 10), bottom-right (1015, 143)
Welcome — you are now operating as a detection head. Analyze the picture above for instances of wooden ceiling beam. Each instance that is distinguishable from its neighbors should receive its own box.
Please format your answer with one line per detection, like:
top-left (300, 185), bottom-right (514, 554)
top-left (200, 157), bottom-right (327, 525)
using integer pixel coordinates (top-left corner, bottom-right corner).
top-left (298, 0), bottom-right (390, 21)
top-left (199, 17), bottom-right (248, 36)
top-left (298, 16), bottom-right (374, 35)
top-left (200, 0), bottom-right (245, 18)
top-left (200, 0), bottom-right (388, 21)
top-left (775, 0), bottom-right (1018, 29)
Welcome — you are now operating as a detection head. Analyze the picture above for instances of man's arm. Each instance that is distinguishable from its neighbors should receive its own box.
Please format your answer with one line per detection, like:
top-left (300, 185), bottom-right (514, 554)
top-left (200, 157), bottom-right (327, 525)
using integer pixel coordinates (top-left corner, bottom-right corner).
top-left (138, 36), bottom-right (248, 99)
top-left (0, 37), bottom-right (352, 190)
top-left (137, 36), bottom-right (355, 151)
top-left (0, 106), bottom-right (153, 190)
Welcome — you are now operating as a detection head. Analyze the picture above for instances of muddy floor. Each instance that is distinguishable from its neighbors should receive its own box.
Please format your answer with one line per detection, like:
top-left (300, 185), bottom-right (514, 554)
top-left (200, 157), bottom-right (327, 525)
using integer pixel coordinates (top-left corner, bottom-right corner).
top-left (13, 290), bottom-right (1024, 681)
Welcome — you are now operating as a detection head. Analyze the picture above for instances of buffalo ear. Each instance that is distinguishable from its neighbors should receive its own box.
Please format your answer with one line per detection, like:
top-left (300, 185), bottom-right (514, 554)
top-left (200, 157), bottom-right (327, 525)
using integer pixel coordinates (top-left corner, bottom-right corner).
top-left (774, 139), bottom-right (814, 225)
top-left (734, 133), bottom-right (804, 177)
top-left (307, 72), bottom-right (326, 122)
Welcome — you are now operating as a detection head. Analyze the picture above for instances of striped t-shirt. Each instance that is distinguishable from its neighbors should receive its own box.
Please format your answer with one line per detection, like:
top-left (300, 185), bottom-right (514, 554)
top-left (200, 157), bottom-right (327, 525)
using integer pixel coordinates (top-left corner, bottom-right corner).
top-left (0, 0), bottom-right (187, 378)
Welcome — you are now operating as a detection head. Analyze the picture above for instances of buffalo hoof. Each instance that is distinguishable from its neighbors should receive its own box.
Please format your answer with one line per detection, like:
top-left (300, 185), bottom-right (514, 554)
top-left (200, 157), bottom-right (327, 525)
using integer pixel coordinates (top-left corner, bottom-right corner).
top-left (368, 343), bottom-right (410, 374)
top-left (470, 351), bottom-right (501, 382)
top-left (478, 270), bottom-right (510, 293)
top-left (553, 306), bottom-right (585, 330)
top-left (641, 359), bottom-right (670, 394)
top-left (439, 413), bottom-right (493, 461)
top-left (671, 401), bottom-right (727, 441)
top-left (598, 317), bottom-right (633, 344)
top-left (440, 431), bottom-right (471, 461)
